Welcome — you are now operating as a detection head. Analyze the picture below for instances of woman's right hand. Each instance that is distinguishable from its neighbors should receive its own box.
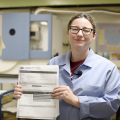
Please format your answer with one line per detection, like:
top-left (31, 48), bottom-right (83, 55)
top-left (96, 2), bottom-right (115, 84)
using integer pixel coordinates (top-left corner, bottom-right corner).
top-left (14, 83), bottom-right (23, 99)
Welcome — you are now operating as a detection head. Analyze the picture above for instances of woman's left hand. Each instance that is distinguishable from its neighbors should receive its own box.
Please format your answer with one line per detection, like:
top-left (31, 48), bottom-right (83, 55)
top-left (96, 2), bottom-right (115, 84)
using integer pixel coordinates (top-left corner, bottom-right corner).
top-left (52, 85), bottom-right (80, 108)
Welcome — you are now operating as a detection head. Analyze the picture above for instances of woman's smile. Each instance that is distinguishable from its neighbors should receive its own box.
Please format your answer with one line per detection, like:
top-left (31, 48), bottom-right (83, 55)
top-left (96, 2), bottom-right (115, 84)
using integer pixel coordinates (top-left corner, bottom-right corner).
top-left (74, 38), bottom-right (84, 42)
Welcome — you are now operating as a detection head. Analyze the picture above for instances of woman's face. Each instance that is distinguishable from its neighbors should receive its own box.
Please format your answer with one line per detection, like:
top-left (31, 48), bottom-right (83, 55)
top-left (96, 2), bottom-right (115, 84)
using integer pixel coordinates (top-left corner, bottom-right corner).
top-left (66, 17), bottom-right (96, 51)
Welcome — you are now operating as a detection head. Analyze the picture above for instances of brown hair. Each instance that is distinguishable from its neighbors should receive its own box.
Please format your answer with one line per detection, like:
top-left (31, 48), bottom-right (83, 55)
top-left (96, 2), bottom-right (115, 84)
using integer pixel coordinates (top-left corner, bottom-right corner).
top-left (67, 13), bottom-right (96, 34)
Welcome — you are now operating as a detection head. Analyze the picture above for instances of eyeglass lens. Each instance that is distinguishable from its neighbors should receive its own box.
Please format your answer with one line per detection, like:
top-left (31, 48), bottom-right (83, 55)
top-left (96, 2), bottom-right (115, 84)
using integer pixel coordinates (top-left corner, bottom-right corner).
top-left (70, 26), bottom-right (92, 35)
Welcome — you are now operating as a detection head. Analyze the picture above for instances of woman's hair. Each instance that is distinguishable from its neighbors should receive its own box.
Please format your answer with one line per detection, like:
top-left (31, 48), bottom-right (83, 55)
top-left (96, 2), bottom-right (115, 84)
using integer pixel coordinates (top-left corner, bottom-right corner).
top-left (67, 13), bottom-right (96, 34)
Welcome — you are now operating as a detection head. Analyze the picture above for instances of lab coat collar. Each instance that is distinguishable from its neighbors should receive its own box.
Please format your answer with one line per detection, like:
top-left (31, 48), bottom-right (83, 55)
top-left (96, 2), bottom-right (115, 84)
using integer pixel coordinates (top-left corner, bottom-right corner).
top-left (59, 48), bottom-right (96, 74)
top-left (63, 51), bottom-right (71, 74)
top-left (83, 48), bottom-right (96, 68)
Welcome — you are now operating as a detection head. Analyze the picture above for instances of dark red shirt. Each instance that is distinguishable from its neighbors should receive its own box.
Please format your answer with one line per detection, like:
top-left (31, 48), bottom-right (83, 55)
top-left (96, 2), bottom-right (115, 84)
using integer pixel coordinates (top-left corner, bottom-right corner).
top-left (70, 59), bottom-right (85, 79)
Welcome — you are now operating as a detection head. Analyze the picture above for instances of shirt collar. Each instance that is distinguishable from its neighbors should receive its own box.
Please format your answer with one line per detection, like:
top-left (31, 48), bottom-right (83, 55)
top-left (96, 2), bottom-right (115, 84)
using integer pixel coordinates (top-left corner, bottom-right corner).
top-left (83, 48), bottom-right (96, 68)
top-left (62, 51), bottom-right (71, 74)
top-left (58, 48), bottom-right (96, 73)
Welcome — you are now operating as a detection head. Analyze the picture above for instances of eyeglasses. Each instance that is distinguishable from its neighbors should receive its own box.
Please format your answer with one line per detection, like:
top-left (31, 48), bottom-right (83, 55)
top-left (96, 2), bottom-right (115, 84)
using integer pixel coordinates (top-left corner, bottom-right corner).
top-left (69, 26), bottom-right (93, 35)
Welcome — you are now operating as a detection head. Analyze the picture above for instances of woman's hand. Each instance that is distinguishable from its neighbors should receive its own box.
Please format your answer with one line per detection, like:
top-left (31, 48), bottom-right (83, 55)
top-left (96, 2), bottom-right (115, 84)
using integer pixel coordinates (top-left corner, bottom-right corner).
top-left (14, 83), bottom-right (23, 99)
top-left (52, 85), bottom-right (80, 108)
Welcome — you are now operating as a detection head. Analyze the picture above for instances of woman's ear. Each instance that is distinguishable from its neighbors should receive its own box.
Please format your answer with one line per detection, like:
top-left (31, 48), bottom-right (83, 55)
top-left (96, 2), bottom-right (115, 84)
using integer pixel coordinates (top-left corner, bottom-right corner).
top-left (66, 30), bottom-right (69, 38)
top-left (92, 33), bottom-right (96, 42)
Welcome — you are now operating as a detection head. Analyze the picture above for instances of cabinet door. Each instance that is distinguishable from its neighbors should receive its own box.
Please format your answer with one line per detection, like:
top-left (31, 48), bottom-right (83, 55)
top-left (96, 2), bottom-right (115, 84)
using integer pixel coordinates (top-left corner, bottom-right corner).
top-left (0, 12), bottom-right (30, 60)
top-left (30, 14), bottom-right (52, 59)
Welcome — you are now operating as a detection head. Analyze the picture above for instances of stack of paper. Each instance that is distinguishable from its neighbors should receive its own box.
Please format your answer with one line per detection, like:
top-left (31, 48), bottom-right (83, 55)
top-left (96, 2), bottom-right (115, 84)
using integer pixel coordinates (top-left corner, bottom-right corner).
top-left (17, 65), bottom-right (59, 119)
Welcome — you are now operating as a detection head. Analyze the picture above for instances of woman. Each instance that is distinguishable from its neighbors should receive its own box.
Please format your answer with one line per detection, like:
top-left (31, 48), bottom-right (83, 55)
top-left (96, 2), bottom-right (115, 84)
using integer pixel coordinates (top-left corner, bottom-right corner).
top-left (14, 13), bottom-right (120, 120)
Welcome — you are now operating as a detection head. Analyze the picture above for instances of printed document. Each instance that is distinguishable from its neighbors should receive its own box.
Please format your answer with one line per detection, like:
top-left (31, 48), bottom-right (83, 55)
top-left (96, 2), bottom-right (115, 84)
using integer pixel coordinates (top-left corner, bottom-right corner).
top-left (17, 65), bottom-right (59, 119)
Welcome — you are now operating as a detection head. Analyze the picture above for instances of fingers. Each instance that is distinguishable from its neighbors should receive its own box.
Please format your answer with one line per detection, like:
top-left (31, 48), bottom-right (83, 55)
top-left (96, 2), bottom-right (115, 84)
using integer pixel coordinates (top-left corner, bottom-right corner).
top-left (14, 90), bottom-right (22, 99)
top-left (14, 93), bottom-right (22, 99)
top-left (53, 86), bottom-right (69, 94)
top-left (14, 83), bottom-right (23, 99)
top-left (52, 91), bottom-right (64, 99)
top-left (54, 85), bottom-right (68, 89)
top-left (14, 84), bottom-right (22, 89)
top-left (14, 87), bottom-right (22, 93)
top-left (52, 85), bottom-right (71, 99)
top-left (52, 89), bottom-right (68, 98)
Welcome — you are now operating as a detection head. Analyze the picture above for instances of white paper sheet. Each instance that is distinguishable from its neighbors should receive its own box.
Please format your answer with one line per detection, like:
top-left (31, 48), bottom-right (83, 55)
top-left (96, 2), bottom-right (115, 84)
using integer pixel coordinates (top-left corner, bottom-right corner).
top-left (17, 65), bottom-right (59, 119)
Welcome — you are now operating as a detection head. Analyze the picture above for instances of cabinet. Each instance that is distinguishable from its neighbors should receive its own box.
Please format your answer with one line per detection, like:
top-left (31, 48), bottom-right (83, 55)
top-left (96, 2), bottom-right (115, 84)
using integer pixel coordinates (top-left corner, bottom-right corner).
top-left (30, 14), bottom-right (52, 59)
top-left (0, 12), bottom-right (52, 60)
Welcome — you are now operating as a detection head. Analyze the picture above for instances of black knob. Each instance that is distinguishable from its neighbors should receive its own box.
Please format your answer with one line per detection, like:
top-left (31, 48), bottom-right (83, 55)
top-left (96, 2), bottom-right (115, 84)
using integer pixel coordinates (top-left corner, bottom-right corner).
top-left (9, 29), bottom-right (15, 35)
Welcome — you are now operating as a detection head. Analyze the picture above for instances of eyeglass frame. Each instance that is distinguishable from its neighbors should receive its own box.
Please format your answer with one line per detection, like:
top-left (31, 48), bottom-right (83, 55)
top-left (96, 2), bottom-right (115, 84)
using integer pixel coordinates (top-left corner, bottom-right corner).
top-left (69, 26), bottom-right (93, 35)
